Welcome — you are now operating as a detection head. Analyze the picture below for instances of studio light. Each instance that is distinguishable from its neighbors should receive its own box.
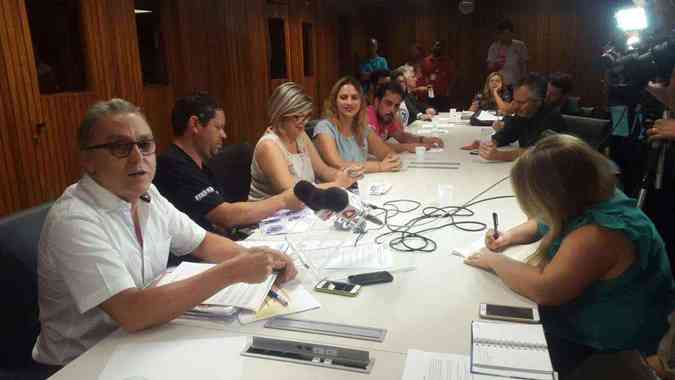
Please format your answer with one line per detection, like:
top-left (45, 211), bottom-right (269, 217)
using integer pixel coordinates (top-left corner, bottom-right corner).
top-left (615, 7), bottom-right (648, 31)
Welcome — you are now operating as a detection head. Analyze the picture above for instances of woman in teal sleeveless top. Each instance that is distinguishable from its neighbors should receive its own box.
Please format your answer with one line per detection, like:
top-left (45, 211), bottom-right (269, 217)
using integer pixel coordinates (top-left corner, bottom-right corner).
top-left (464, 135), bottom-right (674, 374)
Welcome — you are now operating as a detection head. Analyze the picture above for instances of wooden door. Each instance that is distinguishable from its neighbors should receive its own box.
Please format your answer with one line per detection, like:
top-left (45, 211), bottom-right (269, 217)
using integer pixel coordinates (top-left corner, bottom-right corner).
top-left (0, 0), bottom-right (49, 210)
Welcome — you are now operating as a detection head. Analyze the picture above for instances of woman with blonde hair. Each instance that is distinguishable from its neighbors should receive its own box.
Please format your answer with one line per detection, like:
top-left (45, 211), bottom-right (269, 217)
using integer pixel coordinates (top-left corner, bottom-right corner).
top-left (249, 82), bottom-right (362, 201)
top-left (314, 76), bottom-right (400, 173)
top-left (468, 71), bottom-right (512, 114)
top-left (464, 134), bottom-right (674, 376)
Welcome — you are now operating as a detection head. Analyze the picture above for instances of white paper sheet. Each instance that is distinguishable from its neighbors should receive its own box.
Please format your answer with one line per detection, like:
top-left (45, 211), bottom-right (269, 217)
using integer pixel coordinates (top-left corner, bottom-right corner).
top-left (238, 280), bottom-right (320, 324)
top-left (322, 243), bottom-right (393, 270)
top-left (476, 111), bottom-right (501, 122)
top-left (452, 238), bottom-right (537, 263)
top-left (158, 262), bottom-right (276, 311)
top-left (401, 350), bottom-right (503, 380)
top-left (237, 240), bottom-right (289, 253)
top-left (98, 336), bottom-right (246, 380)
top-left (260, 208), bottom-right (316, 235)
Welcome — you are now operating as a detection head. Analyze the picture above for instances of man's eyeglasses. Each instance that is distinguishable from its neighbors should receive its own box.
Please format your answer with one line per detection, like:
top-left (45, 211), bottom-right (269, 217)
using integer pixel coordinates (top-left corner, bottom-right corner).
top-left (83, 140), bottom-right (156, 158)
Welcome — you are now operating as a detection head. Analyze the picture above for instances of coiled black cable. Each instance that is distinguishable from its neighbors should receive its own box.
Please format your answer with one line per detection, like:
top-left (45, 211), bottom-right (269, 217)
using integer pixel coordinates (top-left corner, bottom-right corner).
top-left (355, 176), bottom-right (516, 252)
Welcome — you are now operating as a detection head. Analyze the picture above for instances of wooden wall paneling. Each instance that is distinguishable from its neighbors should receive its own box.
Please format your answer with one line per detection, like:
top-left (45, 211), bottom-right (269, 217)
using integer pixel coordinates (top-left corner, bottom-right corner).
top-left (143, 86), bottom-right (175, 153)
top-left (0, 0), bottom-right (49, 207)
top-left (80, 0), bottom-right (114, 98)
top-left (341, 0), bottom-right (619, 110)
top-left (104, 0), bottom-right (144, 104)
top-left (142, 0), bottom-right (177, 155)
top-left (246, 0), bottom-right (273, 142)
top-left (0, 65), bottom-right (22, 216)
top-left (316, 0), bottom-right (339, 113)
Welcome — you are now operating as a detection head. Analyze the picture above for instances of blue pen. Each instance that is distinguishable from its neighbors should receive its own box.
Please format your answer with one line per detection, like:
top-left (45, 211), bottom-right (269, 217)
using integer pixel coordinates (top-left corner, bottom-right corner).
top-left (268, 288), bottom-right (288, 306)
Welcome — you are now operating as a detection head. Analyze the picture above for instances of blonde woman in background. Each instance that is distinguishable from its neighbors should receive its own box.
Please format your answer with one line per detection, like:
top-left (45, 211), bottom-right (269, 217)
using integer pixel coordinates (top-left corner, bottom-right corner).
top-left (464, 134), bottom-right (674, 376)
top-left (468, 71), bottom-right (513, 114)
top-left (249, 82), bottom-right (362, 201)
top-left (313, 76), bottom-right (400, 173)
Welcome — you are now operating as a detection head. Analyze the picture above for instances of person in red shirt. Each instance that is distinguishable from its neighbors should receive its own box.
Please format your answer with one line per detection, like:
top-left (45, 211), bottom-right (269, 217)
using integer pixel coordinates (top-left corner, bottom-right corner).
top-left (420, 40), bottom-right (456, 112)
top-left (367, 81), bottom-right (443, 153)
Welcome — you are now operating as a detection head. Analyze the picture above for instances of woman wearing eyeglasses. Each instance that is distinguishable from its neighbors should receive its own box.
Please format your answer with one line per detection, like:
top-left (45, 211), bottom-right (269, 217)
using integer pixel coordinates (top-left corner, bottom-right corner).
top-left (249, 82), bottom-right (363, 201)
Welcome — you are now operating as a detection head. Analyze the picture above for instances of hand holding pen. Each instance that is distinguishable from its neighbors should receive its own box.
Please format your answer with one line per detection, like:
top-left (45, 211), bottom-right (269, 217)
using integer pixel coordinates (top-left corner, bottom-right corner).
top-left (485, 212), bottom-right (509, 252)
top-left (268, 287), bottom-right (289, 307)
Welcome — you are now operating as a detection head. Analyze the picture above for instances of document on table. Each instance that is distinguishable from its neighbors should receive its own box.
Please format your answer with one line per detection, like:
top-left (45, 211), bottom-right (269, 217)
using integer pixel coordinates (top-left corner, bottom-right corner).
top-left (237, 240), bottom-right (289, 253)
top-left (322, 243), bottom-right (393, 270)
top-left (453, 238), bottom-right (538, 263)
top-left (401, 350), bottom-right (504, 380)
top-left (475, 111), bottom-right (501, 122)
top-left (98, 336), bottom-right (247, 380)
top-left (158, 262), bottom-right (276, 311)
top-left (260, 207), bottom-right (316, 235)
top-left (238, 280), bottom-right (320, 324)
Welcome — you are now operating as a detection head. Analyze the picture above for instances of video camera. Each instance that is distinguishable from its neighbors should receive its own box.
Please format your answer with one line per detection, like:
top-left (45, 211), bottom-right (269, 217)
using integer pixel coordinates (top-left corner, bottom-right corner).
top-left (601, 29), bottom-right (675, 91)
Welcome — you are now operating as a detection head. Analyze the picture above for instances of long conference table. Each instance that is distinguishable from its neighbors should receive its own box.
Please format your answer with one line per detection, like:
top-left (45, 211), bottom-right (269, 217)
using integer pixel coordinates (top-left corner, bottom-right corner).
top-left (50, 118), bottom-right (537, 379)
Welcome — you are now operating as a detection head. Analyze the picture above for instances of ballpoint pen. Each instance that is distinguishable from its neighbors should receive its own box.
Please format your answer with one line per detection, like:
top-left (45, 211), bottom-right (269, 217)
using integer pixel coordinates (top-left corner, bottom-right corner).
top-left (492, 212), bottom-right (499, 239)
top-left (286, 239), bottom-right (310, 269)
top-left (268, 288), bottom-right (289, 307)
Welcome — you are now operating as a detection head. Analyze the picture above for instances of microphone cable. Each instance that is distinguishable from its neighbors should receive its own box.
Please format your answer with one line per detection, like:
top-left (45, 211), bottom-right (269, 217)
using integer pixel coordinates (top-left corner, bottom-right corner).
top-left (354, 175), bottom-right (515, 252)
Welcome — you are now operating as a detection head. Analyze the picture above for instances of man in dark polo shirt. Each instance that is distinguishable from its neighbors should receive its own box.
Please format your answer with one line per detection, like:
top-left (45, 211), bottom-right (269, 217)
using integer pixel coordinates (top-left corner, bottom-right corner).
top-left (154, 93), bottom-right (300, 248)
top-left (479, 75), bottom-right (566, 162)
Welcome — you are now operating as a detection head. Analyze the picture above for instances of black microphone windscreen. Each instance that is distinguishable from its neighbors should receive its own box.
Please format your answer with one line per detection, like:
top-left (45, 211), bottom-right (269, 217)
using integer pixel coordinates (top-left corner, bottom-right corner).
top-left (323, 187), bottom-right (349, 212)
top-left (293, 180), bottom-right (324, 210)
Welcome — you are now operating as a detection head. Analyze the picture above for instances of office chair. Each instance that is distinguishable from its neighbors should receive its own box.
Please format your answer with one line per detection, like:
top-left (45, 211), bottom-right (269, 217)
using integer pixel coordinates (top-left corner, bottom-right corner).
top-left (0, 202), bottom-right (60, 379)
top-left (562, 115), bottom-right (613, 150)
top-left (206, 143), bottom-right (254, 203)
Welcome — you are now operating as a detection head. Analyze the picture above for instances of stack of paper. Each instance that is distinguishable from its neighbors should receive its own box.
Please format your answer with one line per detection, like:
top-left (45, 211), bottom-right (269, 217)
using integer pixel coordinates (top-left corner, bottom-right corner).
top-left (238, 280), bottom-right (320, 324)
top-left (158, 262), bottom-right (276, 311)
top-left (401, 350), bottom-right (504, 380)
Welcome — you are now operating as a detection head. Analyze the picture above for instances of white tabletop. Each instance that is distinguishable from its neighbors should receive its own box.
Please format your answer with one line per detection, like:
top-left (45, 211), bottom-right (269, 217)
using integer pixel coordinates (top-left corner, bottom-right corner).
top-left (50, 126), bottom-right (533, 379)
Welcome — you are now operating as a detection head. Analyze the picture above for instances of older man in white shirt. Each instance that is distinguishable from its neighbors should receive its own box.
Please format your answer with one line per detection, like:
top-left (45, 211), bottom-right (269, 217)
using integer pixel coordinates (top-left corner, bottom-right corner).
top-left (32, 99), bottom-right (297, 366)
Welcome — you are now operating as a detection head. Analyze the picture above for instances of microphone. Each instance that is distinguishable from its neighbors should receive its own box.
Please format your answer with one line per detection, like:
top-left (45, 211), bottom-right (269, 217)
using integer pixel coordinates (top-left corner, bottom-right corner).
top-left (140, 193), bottom-right (151, 203)
top-left (293, 181), bottom-right (383, 230)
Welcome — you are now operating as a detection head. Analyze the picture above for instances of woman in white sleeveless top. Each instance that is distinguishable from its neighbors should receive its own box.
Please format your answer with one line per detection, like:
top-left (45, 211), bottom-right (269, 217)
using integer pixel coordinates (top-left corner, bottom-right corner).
top-left (250, 82), bottom-right (363, 201)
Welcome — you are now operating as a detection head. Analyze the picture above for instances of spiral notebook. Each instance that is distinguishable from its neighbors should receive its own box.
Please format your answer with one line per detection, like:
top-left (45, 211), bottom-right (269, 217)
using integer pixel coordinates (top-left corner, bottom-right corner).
top-left (470, 320), bottom-right (554, 380)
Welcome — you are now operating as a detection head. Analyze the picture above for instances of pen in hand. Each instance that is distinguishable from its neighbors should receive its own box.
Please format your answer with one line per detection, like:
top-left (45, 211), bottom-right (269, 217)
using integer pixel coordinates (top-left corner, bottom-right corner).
top-left (268, 288), bottom-right (288, 307)
top-left (492, 212), bottom-right (499, 240)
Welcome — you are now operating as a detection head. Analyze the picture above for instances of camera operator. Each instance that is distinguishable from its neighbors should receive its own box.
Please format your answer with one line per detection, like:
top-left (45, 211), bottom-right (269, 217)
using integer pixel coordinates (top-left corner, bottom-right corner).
top-left (642, 0), bottom-right (675, 278)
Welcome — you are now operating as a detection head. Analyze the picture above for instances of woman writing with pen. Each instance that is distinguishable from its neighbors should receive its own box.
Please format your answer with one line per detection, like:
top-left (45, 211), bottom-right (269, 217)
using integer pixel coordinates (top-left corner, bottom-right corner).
top-left (464, 134), bottom-right (674, 377)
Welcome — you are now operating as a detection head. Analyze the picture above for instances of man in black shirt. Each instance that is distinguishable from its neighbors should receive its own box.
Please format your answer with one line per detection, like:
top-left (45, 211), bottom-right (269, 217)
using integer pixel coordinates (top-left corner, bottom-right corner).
top-left (545, 72), bottom-right (578, 116)
top-left (479, 76), bottom-right (566, 161)
top-left (391, 67), bottom-right (435, 127)
top-left (154, 93), bottom-right (301, 240)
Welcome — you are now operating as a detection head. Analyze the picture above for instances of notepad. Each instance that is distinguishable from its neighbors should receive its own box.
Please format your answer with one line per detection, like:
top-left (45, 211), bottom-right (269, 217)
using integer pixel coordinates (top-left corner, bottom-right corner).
top-left (158, 262), bottom-right (276, 311)
top-left (471, 320), bottom-right (554, 380)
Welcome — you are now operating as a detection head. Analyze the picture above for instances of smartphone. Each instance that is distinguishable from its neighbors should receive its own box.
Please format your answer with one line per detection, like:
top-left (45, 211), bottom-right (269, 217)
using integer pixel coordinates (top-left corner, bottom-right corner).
top-left (479, 303), bottom-right (540, 323)
top-left (314, 280), bottom-right (361, 297)
top-left (348, 271), bottom-right (393, 286)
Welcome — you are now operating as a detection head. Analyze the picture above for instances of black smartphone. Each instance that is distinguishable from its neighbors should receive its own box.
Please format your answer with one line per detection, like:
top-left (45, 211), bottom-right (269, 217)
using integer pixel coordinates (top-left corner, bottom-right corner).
top-left (348, 271), bottom-right (393, 286)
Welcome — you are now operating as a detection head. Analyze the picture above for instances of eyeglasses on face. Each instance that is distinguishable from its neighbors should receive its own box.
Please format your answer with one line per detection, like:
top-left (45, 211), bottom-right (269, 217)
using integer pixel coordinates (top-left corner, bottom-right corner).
top-left (83, 139), bottom-right (156, 158)
top-left (284, 113), bottom-right (311, 125)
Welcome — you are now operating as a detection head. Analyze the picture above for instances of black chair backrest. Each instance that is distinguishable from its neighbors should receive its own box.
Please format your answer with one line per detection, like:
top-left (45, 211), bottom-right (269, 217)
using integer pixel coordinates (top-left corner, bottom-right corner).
top-left (206, 143), bottom-right (254, 203)
top-left (305, 119), bottom-right (319, 139)
top-left (562, 115), bottom-right (612, 149)
top-left (0, 203), bottom-right (52, 368)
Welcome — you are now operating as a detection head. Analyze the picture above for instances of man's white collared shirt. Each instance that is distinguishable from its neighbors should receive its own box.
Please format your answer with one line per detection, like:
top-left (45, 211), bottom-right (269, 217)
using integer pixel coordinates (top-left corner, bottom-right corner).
top-left (32, 175), bottom-right (206, 365)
